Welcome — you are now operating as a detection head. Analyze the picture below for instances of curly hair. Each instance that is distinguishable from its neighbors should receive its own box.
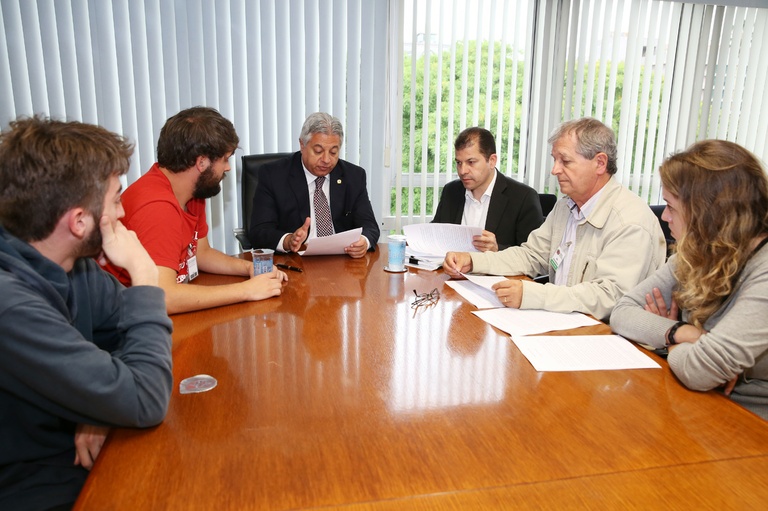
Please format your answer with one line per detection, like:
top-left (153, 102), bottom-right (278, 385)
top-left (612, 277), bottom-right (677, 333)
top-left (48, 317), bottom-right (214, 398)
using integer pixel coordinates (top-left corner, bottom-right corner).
top-left (661, 140), bottom-right (768, 328)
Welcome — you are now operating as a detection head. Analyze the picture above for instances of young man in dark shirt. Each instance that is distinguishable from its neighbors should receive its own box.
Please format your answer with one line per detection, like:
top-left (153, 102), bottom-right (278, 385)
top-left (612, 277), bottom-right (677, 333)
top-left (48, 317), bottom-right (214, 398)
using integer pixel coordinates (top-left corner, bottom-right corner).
top-left (0, 117), bottom-right (173, 510)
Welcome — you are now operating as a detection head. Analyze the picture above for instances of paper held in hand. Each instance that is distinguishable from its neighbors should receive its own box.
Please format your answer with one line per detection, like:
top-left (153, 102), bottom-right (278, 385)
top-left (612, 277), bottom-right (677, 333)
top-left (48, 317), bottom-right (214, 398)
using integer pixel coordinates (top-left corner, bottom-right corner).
top-left (299, 227), bottom-right (363, 256)
top-left (403, 223), bottom-right (482, 256)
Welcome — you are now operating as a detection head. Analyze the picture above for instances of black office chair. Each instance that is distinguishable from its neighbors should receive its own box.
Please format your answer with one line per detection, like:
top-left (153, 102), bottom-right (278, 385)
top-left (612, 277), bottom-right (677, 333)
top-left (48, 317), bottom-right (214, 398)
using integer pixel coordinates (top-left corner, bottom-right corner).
top-left (650, 204), bottom-right (675, 257)
top-left (538, 193), bottom-right (557, 217)
top-left (234, 152), bottom-right (291, 251)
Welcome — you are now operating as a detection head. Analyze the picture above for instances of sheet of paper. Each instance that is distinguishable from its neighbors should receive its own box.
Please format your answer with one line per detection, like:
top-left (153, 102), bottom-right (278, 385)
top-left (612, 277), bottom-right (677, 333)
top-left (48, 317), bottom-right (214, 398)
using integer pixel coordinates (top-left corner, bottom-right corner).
top-left (402, 223), bottom-right (482, 256)
top-left (299, 227), bottom-right (362, 256)
top-left (512, 335), bottom-right (661, 371)
top-left (445, 279), bottom-right (505, 309)
top-left (472, 308), bottom-right (599, 336)
top-left (462, 273), bottom-right (508, 290)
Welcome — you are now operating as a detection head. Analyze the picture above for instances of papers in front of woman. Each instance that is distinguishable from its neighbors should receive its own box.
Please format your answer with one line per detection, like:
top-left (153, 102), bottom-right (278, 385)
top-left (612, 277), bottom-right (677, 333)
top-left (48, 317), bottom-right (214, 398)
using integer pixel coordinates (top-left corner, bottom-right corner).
top-left (447, 272), bottom-right (658, 372)
top-left (512, 335), bottom-right (661, 371)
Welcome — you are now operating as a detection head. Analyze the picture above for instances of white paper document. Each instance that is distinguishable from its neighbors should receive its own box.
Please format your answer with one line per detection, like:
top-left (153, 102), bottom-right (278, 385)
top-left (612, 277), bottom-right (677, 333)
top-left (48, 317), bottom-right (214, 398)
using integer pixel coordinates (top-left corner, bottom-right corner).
top-left (512, 335), bottom-right (661, 371)
top-left (299, 227), bottom-right (362, 256)
top-left (471, 308), bottom-right (600, 336)
top-left (463, 273), bottom-right (508, 291)
top-left (402, 223), bottom-right (482, 256)
top-left (445, 277), bottom-right (507, 309)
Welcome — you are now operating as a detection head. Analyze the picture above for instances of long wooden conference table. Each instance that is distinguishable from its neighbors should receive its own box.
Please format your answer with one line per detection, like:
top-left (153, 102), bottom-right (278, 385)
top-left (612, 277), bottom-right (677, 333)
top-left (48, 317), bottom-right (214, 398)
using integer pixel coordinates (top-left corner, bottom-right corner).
top-left (75, 245), bottom-right (768, 509)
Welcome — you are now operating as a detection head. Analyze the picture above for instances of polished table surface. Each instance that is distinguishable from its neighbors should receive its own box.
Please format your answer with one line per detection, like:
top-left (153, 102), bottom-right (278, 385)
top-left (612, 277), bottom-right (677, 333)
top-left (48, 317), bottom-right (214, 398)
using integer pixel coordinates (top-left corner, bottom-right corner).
top-left (75, 245), bottom-right (768, 510)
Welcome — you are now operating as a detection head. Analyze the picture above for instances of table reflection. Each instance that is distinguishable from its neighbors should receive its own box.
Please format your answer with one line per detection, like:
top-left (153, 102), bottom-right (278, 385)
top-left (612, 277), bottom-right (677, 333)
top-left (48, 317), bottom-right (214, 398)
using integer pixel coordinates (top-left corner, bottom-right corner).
top-left (390, 299), bottom-right (508, 412)
top-left (197, 301), bottom-right (365, 407)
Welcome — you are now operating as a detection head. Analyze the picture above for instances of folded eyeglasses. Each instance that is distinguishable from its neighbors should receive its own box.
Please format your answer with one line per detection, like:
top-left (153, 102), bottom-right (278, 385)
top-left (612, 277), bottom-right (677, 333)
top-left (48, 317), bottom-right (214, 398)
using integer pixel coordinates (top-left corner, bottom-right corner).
top-left (411, 288), bottom-right (440, 309)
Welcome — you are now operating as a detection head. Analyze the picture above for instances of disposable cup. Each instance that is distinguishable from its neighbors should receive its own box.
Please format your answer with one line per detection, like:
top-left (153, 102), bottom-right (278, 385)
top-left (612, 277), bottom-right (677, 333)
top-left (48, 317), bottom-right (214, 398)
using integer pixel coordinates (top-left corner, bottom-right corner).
top-left (387, 235), bottom-right (407, 271)
top-left (251, 249), bottom-right (274, 275)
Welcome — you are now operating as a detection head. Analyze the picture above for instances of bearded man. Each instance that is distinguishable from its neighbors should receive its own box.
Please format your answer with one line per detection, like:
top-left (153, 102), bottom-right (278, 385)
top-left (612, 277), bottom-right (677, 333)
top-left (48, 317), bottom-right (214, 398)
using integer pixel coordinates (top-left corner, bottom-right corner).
top-left (102, 107), bottom-right (286, 313)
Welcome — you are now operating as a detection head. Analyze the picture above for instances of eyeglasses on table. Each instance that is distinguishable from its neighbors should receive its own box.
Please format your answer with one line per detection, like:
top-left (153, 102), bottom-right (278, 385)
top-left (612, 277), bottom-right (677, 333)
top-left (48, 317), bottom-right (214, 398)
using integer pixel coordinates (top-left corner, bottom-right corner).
top-left (411, 288), bottom-right (440, 309)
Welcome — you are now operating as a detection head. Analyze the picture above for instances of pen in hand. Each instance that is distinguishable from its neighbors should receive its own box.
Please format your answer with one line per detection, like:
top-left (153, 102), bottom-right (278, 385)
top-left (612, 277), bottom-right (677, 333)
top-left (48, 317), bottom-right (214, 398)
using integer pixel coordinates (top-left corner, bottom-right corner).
top-left (276, 263), bottom-right (303, 273)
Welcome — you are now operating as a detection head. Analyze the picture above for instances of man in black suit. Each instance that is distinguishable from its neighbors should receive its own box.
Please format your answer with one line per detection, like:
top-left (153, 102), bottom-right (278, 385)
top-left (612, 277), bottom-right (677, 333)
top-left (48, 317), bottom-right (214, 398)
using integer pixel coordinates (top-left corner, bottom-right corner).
top-left (248, 112), bottom-right (380, 258)
top-left (432, 127), bottom-right (543, 251)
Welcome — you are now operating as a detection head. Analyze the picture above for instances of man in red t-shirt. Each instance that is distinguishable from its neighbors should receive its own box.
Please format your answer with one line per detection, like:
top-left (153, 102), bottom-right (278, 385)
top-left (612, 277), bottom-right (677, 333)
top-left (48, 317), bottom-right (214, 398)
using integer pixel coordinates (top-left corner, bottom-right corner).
top-left (102, 107), bottom-right (287, 314)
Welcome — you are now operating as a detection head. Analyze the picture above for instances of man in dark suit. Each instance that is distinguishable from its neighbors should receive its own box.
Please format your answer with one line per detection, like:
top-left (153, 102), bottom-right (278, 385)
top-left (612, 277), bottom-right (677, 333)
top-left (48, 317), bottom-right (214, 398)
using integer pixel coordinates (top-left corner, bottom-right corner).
top-left (432, 127), bottom-right (543, 251)
top-left (248, 112), bottom-right (380, 258)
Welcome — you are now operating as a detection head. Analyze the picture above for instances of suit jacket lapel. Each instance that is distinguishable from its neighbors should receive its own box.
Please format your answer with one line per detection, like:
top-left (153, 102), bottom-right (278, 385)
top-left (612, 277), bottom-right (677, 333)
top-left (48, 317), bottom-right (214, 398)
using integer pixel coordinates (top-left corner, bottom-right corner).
top-left (290, 154), bottom-right (311, 220)
top-left (328, 164), bottom-right (345, 221)
top-left (484, 171), bottom-right (508, 232)
top-left (449, 184), bottom-right (464, 224)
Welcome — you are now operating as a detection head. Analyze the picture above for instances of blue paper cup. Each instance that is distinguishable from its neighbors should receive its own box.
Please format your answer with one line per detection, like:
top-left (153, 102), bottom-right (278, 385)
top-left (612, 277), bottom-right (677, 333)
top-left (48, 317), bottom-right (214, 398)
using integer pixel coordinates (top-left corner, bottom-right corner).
top-left (387, 235), bottom-right (406, 271)
top-left (251, 249), bottom-right (274, 275)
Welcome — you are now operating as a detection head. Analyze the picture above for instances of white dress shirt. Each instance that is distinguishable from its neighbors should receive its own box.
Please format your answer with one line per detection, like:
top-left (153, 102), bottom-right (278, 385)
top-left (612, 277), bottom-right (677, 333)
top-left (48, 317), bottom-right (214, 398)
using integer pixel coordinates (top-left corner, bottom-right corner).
top-left (461, 171), bottom-right (497, 229)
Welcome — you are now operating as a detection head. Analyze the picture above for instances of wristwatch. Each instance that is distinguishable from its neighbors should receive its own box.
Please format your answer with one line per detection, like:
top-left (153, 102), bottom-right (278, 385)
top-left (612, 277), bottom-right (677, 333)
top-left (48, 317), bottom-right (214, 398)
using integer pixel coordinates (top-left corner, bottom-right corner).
top-left (666, 321), bottom-right (687, 346)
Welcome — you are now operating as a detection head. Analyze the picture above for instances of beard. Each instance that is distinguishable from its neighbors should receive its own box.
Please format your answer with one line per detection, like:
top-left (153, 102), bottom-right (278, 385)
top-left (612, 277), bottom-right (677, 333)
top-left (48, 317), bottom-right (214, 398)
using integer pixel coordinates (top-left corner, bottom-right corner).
top-left (193, 166), bottom-right (224, 199)
top-left (77, 213), bottom-right (104, 259)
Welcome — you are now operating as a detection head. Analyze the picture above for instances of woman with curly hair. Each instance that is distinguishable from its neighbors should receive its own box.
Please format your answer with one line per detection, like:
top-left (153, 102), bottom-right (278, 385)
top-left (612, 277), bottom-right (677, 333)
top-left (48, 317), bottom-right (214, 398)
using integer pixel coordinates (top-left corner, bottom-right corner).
top-left (611, 139), bottom-right (768, 419)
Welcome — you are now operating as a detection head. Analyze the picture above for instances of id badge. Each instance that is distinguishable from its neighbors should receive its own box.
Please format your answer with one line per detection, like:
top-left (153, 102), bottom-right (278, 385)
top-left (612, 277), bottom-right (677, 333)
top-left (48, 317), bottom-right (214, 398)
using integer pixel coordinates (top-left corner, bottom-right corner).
top-left (187, 255), bottom-right (199, 281)
top-left (550, 243), bottom-right (569, 271)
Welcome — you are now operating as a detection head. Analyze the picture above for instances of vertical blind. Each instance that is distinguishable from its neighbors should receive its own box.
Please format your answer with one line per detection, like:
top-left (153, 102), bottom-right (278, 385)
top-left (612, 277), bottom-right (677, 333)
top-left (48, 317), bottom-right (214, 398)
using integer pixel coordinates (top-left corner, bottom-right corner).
top-left (0, 0), bottom-right (389, 255)
top-left (2, 1), bottom-right (767, 244)
top-left (390, 0), bottom-right (768, 231)
top-left (553, 0), bottom-right (768, 204)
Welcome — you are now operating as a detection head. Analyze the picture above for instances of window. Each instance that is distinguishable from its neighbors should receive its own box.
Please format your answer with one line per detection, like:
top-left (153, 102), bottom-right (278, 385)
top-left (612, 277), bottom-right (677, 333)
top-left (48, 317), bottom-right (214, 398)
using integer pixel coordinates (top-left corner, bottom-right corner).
top-left (387, 0), bottom-right (536, 231)
top-left (387, 0), bottom-right (768, 231)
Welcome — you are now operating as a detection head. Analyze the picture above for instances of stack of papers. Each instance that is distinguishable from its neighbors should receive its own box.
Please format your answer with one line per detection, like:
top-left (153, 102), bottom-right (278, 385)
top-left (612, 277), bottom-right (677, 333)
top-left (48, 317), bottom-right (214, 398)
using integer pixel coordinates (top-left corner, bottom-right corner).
top-left (401, 223), bottom-right (482, 272)
top-left (402, 222), bottom-right (481, 254)
top-left (404, 255), bottom-right (443, 271)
